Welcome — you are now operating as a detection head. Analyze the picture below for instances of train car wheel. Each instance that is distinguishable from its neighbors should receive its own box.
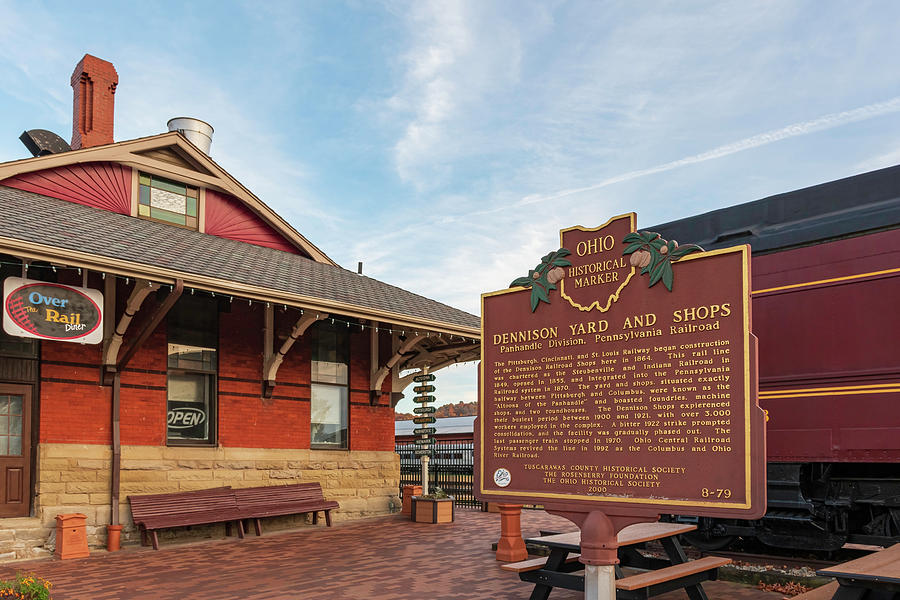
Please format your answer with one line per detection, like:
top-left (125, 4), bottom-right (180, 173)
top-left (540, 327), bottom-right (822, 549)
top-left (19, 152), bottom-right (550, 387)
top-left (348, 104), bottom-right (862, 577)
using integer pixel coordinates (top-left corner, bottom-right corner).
top-left (681, 517), bottom-right (735, 550)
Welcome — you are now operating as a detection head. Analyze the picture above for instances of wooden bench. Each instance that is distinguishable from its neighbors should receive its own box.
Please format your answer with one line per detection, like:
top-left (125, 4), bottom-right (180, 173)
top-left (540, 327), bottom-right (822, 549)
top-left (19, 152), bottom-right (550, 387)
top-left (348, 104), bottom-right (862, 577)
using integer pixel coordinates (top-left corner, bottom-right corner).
top-left (614, 556), bottom-right (731, 598)
top-left (234, 482), bottom-right (340, 536)
top-left (789, 581), bottom-right (839, 600)
top-left (128, 487), bottom-right (244, 550)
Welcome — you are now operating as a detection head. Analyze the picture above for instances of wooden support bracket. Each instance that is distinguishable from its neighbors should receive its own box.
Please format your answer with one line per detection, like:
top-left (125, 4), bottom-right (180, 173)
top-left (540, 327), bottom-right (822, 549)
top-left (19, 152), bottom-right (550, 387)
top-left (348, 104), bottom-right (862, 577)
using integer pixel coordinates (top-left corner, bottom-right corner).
top-left (101, 279), bottom-right (161, 385)
top-left (394, 345), bottom-right (481, 392)
top-left (370, 333), bottom-right (426, 405)
top-left (262, 312), bottom-right (327, 398)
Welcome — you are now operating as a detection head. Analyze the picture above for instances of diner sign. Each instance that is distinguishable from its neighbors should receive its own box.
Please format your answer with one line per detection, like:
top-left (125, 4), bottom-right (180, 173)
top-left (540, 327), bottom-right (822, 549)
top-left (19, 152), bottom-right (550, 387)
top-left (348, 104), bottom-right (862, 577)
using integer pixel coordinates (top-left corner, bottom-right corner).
top-left (3, 277), bottom-right (103, 344)
top-left (476, 214), bottom-right (765, 519)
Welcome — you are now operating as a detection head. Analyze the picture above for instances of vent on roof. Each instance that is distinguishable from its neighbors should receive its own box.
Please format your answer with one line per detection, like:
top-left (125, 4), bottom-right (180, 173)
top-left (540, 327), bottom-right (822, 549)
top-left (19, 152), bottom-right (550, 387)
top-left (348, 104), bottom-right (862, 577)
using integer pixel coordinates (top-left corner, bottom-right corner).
top-left (167, 117), bottom-right (214, 155)
top-left (19, 129), bottom-right (72, 157)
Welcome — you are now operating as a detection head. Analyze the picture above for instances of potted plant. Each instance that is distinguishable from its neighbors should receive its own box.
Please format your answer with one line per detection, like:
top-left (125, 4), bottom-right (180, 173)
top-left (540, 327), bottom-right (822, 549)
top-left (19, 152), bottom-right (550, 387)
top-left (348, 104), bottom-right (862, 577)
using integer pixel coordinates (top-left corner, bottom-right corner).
top-left (0, 573), bottom-right (52, 599)
top-left (411, 487), bottom-right (455, 523)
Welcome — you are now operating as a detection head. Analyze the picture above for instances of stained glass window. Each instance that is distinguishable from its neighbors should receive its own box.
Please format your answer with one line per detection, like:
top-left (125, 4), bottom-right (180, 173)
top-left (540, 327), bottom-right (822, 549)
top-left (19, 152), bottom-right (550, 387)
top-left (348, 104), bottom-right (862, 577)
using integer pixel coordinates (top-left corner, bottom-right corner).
top-left (138, 172), bottom-right (199, 229)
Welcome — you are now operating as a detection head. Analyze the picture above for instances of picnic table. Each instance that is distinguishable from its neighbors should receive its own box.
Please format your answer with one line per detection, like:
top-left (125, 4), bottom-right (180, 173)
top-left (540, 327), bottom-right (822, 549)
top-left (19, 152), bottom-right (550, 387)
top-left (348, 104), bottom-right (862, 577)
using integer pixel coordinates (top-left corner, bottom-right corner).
top-left (812, 543), bottom-right (900, 599)
top-left (503, 522), bottom-right (730, 600)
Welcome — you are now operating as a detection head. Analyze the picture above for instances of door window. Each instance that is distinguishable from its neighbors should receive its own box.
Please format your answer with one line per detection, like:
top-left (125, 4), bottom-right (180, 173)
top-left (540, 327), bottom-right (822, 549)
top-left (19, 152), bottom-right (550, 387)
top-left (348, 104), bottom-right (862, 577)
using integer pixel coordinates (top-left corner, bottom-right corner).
top-left (0, 395), bottom-right (23, 456)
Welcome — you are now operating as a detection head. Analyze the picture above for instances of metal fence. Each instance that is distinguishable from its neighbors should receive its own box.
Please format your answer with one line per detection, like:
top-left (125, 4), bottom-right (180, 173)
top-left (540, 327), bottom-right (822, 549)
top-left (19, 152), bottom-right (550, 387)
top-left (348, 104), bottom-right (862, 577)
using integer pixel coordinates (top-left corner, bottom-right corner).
top-left (396, 441), bottom-right (481, 508)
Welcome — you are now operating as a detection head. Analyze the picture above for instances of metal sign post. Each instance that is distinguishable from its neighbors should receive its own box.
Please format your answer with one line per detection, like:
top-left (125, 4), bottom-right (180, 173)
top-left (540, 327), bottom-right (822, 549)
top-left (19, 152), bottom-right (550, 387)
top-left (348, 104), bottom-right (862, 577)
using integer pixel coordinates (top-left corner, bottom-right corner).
top-left (413, 366), bottom-right (436, 495)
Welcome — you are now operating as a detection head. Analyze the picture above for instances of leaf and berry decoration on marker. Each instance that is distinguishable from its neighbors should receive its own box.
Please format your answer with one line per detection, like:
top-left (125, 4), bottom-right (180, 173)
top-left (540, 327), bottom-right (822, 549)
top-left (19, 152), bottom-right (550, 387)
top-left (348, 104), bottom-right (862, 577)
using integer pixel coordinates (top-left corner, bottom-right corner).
top-left (622, 231), bottom-right (703, 291)
top-left (509, 248), bottom-right (572, 312)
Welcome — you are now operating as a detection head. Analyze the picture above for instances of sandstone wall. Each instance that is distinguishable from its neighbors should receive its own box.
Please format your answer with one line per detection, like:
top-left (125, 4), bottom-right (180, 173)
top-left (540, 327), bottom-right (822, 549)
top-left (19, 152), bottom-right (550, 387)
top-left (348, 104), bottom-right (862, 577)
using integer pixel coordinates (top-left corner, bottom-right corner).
top-left (0, 443), bottom-right (399, 561)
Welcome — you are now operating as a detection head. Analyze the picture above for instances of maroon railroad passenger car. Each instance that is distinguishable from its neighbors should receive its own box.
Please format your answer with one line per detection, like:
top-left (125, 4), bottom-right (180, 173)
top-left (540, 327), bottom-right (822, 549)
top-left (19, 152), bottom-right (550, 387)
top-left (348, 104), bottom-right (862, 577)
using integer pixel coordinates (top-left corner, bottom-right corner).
top-left (652, 164), bottom-right (900, 551)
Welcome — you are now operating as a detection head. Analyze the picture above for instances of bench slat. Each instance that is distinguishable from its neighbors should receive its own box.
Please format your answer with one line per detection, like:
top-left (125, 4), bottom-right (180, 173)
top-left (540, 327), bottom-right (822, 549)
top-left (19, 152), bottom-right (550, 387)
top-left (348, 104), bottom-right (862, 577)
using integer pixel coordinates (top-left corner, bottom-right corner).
top-left (615, 556), bottom-right (731, 591)
top-left (233, 483), bottom-right (340, 534)
top-left (501, 554), bottom-right (582, 573)
top-left (790, 581), bottom-right (839, 600)
top-left (127, 488), bottom-right (244, 549)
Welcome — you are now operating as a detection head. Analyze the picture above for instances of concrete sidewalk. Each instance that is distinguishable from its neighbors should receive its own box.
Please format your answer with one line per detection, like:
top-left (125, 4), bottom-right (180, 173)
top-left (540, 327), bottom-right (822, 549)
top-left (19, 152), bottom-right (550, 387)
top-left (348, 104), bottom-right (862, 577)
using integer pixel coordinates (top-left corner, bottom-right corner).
top-left (0, 509), bottom-right (786, 599)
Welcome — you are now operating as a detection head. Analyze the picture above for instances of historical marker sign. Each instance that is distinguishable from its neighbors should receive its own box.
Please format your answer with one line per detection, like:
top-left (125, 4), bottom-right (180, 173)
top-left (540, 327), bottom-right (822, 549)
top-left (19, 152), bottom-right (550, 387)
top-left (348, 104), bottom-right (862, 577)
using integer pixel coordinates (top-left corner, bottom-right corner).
top-left (475, 214), bottom-right (765, 519)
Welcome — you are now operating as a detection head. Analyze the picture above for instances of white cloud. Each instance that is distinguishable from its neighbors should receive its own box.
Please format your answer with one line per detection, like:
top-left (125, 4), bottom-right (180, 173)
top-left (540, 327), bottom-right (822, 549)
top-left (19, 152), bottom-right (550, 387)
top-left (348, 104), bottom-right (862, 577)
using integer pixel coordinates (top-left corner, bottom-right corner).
top-left (505, 96), bottom-right (900, 211)
top-left (386, 1), bottom-right (554, 188)
top-left (853, 145), bottom-right (900, 173)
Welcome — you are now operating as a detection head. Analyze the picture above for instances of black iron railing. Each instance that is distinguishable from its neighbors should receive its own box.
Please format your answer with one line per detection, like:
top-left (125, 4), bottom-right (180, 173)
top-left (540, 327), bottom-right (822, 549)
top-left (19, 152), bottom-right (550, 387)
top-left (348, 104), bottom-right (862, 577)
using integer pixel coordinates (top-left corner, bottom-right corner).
top-left (396, 441), bottom-right (481, 508)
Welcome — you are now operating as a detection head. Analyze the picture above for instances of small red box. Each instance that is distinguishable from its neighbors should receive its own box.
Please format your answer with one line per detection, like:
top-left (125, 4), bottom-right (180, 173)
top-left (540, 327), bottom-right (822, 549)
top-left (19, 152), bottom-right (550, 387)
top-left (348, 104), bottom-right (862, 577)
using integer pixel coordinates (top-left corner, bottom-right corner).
top-left (55, 513), bottom-right (90, 559)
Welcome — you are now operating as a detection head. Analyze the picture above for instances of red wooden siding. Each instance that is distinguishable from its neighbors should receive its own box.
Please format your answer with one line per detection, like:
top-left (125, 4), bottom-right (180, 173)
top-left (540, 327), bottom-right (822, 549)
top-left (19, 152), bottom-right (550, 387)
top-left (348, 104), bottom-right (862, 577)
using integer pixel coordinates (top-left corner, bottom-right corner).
top-left (2, 162), bottom-right (131, 214)
top-left (204, 189), bottom-right (303, 255)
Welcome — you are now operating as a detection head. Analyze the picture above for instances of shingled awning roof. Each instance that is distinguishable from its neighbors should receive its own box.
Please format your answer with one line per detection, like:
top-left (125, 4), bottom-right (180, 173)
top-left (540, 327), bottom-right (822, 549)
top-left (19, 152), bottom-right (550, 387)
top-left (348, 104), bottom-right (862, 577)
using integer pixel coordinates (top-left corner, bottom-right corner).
top-left (0, 185), bottom-right (480, 335)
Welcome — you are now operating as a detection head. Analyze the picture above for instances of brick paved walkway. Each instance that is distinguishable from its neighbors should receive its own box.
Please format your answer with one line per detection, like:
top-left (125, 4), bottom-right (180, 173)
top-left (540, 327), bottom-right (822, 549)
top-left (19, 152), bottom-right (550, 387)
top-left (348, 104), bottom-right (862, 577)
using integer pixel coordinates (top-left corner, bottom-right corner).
top-left (0, 509), bottom-right (784, 599)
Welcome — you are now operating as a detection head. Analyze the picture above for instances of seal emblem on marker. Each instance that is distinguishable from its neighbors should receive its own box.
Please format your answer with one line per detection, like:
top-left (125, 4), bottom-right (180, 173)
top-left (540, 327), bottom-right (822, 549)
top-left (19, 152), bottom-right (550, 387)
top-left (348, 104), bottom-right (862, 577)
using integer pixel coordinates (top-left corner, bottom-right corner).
top-left (493, 468), bottom-right (511, 487)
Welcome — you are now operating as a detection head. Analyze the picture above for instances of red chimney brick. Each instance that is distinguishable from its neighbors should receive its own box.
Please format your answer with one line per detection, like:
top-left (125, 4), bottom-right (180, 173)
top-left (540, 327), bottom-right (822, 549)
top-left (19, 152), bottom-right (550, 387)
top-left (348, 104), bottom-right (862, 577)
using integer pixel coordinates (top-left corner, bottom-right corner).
top-left (70, 54), bottom-right (118, 150)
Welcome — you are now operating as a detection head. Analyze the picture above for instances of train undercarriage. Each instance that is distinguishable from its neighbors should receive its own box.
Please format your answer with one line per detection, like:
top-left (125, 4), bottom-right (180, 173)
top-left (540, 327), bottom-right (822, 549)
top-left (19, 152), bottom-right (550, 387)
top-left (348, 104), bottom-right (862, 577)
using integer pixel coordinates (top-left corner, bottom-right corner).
top-left (676, 463), bottom-right (900, 552)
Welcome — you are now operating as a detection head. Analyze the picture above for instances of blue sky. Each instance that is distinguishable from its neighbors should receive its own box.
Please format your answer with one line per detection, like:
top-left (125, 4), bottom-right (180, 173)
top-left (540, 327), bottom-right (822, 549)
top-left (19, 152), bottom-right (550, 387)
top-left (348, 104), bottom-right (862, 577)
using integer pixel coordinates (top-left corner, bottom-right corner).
top-left (2, 1), bottom-right (899, 413)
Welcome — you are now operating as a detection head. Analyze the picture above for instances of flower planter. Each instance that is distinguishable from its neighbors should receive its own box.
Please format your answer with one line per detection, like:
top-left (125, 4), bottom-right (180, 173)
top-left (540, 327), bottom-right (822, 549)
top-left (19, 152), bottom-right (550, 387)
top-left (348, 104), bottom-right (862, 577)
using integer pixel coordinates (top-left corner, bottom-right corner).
top-left (410, 496), bottom-right (455, 523)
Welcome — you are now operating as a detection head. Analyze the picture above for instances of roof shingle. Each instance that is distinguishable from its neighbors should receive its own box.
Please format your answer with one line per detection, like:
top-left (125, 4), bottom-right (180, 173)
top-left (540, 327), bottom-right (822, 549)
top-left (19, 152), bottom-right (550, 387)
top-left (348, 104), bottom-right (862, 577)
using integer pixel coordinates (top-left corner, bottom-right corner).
top-left (0, 186), bottom-right (480, 332)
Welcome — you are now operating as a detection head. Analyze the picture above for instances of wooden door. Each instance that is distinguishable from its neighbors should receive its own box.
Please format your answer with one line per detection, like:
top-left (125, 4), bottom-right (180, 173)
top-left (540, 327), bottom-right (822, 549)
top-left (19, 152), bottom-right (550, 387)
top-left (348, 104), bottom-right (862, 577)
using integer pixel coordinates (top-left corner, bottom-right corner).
top-left (0, 384), bottom-right (31, 517)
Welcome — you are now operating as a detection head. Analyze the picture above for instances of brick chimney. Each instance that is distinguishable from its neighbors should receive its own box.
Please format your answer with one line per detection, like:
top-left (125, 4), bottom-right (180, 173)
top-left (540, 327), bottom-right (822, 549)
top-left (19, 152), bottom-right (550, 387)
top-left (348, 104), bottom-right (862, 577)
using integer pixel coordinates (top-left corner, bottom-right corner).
top-left (70, 54), bottom-right (118, 150)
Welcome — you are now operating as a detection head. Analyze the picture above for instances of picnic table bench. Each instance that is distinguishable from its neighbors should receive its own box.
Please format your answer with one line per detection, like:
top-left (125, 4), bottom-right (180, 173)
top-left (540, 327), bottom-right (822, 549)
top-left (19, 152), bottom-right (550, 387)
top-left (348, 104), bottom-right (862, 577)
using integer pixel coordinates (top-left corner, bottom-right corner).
top-left (808, 543), bottom-right (900, 599)
top-left (127, 487), bottom-right (244, 550)
top-left (502, 522), bottom-right (731, 600)
top-left (234, 482), bottom-right (340, 536)
top-left (791, 582), bottom-right (841, 600)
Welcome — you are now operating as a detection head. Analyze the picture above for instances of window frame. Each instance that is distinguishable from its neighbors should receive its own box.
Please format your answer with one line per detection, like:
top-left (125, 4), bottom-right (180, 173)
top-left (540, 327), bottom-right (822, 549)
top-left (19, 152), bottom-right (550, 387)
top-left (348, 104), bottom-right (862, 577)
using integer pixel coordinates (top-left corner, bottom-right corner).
top-left (136, 171), bottom-right (201, 231)
top-left (309, 322), bottom-right (350, 450)
top-left (166, 297), bottom-right (218, 447)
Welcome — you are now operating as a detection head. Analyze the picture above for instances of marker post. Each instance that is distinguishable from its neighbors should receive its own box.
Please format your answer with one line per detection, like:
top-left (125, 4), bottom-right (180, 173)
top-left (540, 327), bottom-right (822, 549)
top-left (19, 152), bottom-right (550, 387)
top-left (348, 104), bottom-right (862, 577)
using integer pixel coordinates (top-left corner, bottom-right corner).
top-left (412, 366), bottom-right (436, 495)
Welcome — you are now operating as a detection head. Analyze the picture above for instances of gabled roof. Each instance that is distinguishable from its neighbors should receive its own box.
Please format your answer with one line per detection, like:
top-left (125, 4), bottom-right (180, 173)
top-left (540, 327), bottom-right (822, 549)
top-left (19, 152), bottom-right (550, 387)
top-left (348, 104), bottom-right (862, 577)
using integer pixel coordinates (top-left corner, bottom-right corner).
top-left (0, 186), bottom-right (480, 335)
top-left (0, 131), bottom-right (336, 266)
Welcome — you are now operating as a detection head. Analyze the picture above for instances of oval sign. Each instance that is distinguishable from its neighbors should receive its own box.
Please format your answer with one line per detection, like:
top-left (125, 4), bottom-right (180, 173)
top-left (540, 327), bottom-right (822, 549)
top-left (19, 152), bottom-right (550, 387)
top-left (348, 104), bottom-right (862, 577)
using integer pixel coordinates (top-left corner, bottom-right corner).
top-left (3, 278), bottom-right (103, 343)
top-left (167, 407), bottom-right (208, 429)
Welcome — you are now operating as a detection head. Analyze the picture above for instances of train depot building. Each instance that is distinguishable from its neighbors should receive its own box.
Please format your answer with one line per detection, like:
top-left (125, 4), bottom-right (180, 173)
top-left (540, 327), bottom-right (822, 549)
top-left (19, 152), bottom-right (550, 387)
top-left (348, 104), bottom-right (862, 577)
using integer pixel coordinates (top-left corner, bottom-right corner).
top-left (0, 55), bottom-right (480, 559)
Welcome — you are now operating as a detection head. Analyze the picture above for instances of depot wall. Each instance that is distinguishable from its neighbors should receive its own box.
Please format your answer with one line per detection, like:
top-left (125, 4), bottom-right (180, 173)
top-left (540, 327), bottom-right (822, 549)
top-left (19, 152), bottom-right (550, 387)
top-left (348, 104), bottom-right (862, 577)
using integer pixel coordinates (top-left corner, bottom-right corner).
top-left (7, 297), bottom-right (399, 559)
top-left (34, 444), bottom-right (399, 551)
